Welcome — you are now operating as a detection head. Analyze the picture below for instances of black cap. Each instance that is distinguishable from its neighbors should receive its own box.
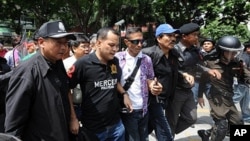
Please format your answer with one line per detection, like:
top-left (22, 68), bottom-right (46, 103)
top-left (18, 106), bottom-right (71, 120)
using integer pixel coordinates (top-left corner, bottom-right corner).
top-left (32, 30), bottom-right (39, 41)
top-left (37, 20), bottom-right (75, 40)
top-left (180, 23), bottom-right (200, 34)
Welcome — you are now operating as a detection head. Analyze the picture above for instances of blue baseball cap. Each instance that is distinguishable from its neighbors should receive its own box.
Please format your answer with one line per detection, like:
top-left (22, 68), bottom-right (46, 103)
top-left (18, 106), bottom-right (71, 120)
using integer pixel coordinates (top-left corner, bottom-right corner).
top-left (155, 24), bottom-right (180, 37)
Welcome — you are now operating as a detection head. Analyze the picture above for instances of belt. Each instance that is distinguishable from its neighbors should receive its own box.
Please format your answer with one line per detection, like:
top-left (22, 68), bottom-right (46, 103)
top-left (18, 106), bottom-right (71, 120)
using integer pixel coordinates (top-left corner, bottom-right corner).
top-left (133, 109), bottom-right (143, 112)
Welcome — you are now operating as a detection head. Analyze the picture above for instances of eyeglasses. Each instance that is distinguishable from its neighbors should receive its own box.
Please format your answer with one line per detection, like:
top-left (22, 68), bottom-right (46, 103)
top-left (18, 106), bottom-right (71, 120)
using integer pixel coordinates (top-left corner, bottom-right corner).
top-left (128, 39), bottom-right (144, 45)
top-left (80, 45), bottom-right (90, 49)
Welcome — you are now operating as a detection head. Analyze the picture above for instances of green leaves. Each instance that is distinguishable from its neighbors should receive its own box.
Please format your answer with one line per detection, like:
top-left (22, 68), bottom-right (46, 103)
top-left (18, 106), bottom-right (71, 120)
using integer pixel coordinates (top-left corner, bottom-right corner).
top-left (0, 0), bottom-right (249, 42)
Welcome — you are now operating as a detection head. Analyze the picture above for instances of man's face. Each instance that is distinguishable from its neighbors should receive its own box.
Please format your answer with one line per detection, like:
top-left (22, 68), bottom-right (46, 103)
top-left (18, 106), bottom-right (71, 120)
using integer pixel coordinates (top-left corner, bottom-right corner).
top-left (202, 41), bottom-right (214, 52)
top-left (96, 31), bottom-right (119, 62)
top-left (38, 37), bottom-right (68, 63)
top-left (124, 32), bottom-right (143, 57)
top-left (73, 42), bottom-right (90, 58)
top-left (183, 31), bottom-right (199, 46)
top-left (222, 51), bottom-right (238, 63)
top-left (157, 33), bottom-right (177, 50)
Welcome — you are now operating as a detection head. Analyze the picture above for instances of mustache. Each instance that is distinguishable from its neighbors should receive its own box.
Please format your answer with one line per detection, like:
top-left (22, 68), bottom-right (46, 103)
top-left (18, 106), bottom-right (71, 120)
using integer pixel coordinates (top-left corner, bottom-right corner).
top-left (170, 40), bottom-right (176, 44)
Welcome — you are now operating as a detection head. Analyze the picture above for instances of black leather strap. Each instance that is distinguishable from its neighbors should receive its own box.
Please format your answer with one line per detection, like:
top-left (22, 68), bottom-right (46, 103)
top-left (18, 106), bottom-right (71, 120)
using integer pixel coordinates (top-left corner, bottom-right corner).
top-left (123, 58), bottom-right (142, 91)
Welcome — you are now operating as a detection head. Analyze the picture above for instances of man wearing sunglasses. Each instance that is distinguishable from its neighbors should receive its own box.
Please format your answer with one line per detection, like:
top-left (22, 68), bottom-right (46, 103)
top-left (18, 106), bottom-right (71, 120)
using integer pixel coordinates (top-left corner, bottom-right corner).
top-left (115, 27), bottom-right (162, 141)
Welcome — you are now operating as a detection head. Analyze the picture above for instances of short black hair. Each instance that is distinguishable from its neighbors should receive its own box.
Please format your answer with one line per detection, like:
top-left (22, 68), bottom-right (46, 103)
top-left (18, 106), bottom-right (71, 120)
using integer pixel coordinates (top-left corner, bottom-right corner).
top-left (125, 27), bottom-right (142, 39)
top-left (97, 27), bottom-right (119, 40)
top-left (244, 41), bottom-right (250, 48)
top-left (68, 33), bottom-right (90, 53)
top-left (201, 38), bottom-right (215, 46)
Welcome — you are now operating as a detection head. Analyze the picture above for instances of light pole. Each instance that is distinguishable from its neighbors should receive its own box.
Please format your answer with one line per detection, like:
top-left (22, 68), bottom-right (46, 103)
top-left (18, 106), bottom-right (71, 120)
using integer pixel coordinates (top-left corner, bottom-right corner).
top-left (115, 19), bottom-right (125, 51)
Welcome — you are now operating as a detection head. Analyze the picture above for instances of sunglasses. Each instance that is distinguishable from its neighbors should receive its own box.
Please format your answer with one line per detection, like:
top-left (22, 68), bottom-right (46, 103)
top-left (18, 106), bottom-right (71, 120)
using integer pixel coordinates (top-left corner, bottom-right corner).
top-left (128, 39), bottom-right (144, 45)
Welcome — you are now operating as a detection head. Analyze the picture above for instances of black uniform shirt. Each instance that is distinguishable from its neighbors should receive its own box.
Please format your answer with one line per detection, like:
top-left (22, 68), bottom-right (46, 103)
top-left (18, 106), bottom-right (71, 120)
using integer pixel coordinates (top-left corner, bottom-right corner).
top-left (175, 43), bottom-right (205, 89)
top-left (5, 51), bottom-right (70, 141)
top-left (206, 59), bottom-right (250, 96)
top-left (142, 45), bottom-right (179, 100)
top-left (68, 53), bottom-right (122, 133)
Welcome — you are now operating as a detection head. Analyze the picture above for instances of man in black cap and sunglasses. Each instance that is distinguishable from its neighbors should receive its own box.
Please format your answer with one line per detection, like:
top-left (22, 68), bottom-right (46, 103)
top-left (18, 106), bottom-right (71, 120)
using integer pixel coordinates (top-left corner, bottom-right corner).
top-left (5, 20), bottom-right (76, 141)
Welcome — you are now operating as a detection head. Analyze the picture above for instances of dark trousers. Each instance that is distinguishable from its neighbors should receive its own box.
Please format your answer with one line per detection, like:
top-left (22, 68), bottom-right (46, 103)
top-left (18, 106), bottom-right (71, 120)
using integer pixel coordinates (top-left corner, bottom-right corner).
top-left (208, 94), bottom-right (243, 141)
top-left (148, 97), bottom-right (173, 141)
top-left (0, 114), bottom-right (5, 133)
top-left (121, 110), bottom-right (149, 141)
top-left (208, 94), bottom-right (243, 125)
top-left (166, 88), bottom-right (197, 135)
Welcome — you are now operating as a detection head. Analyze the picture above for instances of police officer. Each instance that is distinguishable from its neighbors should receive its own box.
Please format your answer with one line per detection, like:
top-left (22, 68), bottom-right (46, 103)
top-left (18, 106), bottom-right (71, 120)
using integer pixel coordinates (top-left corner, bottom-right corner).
top-left (204, 36), bottom-right (249, 141)
top-left (5, 20), bottom-right (76, 141)
top-left (165, 23), bottom-right (221, 137)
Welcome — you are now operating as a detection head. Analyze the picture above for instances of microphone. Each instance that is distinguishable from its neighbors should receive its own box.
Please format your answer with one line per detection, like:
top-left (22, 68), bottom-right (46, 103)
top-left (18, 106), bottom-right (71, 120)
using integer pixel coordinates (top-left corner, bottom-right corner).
top-left (115, 19), bottom-right (125, 26)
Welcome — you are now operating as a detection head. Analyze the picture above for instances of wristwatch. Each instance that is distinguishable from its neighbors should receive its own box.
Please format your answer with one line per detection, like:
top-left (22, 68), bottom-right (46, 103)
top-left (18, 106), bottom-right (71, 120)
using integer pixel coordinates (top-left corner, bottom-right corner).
top-left (121, 91), bottom-right (128, 96)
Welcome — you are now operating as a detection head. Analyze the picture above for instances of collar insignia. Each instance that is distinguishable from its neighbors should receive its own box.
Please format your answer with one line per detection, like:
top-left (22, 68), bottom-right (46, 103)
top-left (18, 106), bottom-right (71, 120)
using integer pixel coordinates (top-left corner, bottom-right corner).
top-left (110, 64), bottom-right (117, 74)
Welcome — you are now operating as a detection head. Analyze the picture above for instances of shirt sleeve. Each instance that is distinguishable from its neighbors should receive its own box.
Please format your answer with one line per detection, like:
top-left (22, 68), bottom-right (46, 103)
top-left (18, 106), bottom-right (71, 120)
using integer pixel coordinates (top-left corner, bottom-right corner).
top-left (67, 59), bottom-right (85, 89)
top-left (114, 57), bottom-right (122, 82)
top-left (146, 56), bottom-right (155, 80)
top-left (5, 69), bottom-right (34, 137)
top-left (198, 72), bottom-right (210, 98)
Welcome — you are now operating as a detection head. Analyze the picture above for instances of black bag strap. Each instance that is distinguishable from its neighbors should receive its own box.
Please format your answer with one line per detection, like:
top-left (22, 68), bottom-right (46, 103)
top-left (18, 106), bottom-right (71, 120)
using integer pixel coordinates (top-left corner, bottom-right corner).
top-left (123, 58), bottom-right (142, 91)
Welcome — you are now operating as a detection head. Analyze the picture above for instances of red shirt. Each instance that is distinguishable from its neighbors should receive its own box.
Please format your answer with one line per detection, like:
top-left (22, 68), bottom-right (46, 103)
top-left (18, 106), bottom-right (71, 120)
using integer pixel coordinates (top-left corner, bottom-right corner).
top-left (0, 49), bottom-right (8, 58)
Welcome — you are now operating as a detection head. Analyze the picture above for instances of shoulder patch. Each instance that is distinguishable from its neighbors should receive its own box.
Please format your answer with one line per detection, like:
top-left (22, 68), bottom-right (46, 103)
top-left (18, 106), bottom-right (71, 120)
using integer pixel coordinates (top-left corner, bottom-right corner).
top-left (110, 64), bottom-right (117, 74)
top-left (67, 65), bottom-right (75, 78)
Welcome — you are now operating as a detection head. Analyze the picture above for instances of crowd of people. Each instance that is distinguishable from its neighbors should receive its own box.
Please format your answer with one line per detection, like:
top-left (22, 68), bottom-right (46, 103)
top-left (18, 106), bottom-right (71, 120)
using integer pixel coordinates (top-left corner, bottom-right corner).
top-left (0, 19), bottom-right (249, 141)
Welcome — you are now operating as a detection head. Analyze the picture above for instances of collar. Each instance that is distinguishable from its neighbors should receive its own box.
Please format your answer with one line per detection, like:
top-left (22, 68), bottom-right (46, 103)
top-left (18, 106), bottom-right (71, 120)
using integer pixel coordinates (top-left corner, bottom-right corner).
top-left (154, 45), bottom-right (165, 58)
top-left (125, 50), bottom-right (143, 60)
top-left (89, 52), bottom-right (116, 66)
top-left (177, 42), bottom-right (186, 52)
top-left (89, 52), bottom-right (103, 64)
top-left (35, 51), bottom-right (53, 77)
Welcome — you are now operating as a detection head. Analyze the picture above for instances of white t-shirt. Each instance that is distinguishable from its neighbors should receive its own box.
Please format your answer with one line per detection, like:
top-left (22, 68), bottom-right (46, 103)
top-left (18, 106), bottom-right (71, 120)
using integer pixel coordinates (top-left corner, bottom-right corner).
top-left (121, 51), bottom-right (143, 109)
top-left (63, 56), bottom-right (77, 72)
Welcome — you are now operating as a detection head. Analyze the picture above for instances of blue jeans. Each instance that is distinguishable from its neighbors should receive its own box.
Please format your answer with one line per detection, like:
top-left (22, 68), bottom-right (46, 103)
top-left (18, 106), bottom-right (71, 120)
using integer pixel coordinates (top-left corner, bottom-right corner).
top-left (233, 84), bottom-right (250, 123)
top-left (192, 81), bottom-right (211, 104)
top-left (121, 110), bottom-right (149, 141)
top-left (191, 82), bottom-right (199, 104)
top-left (95, 119), bottom-right (125, 141)
top-left (148, 97), bottom-right (173, 141)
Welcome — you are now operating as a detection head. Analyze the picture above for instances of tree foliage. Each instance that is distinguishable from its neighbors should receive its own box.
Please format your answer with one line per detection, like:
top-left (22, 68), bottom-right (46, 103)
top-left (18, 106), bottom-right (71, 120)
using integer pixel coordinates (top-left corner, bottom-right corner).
top-left (0, 0), bottom-right (249, 42)
top-left (198, 0), bottom-right (250, 42)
